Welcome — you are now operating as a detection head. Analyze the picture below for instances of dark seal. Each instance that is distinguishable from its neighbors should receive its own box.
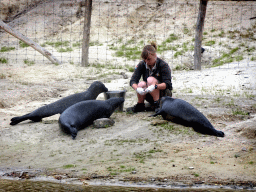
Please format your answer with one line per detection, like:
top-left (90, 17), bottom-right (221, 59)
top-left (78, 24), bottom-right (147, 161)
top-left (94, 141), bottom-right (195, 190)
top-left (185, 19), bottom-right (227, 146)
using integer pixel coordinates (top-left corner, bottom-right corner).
top-left (151, 96), bottom-right (225, 137)
top-left (10, 81), bottom-right (108, 125)
top-left (59, 97), bottom-right (124, 139)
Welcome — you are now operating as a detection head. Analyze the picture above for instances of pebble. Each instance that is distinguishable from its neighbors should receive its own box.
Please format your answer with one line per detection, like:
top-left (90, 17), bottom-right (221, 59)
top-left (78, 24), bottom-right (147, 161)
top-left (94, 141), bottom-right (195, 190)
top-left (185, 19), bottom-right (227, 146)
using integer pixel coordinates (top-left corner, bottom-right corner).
top-left (241, 147), bottom-right (247, 151)
top-left (93, 118), bottom-right (115, 128)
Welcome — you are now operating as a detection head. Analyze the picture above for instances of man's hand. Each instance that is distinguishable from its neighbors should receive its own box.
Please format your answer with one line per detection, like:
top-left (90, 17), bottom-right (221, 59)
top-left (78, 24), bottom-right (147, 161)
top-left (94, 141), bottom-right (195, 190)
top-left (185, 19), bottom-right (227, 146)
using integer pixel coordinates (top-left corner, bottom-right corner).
top-left (145, 85), bottom-right (155, 93)
top-left (136, 87), bottom-right (146, 95)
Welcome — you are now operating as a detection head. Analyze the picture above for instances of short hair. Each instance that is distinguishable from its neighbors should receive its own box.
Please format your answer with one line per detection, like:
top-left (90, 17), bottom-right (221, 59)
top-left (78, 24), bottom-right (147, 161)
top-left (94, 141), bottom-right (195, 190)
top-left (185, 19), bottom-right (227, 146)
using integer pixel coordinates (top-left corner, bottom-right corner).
top-left (141, 42), bottom-right (157, 60)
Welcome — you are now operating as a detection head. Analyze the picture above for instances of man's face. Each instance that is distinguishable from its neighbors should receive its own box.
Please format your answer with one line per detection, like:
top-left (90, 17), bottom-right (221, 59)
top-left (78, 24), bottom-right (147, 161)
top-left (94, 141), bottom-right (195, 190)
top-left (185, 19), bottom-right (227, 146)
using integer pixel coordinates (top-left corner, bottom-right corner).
top-left (144, 53), bottom-right (157, 67)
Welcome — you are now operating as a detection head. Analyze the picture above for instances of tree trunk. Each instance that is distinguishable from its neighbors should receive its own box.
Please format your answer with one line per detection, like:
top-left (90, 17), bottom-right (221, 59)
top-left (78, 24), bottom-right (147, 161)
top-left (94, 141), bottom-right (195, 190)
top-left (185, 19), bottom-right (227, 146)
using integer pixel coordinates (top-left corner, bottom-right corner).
top-left (0, 20), bottom-right (61, 65)
top-left (194, 0), bottom-right (208, 70)
top-left (81, 0), bottom-right (92, 67)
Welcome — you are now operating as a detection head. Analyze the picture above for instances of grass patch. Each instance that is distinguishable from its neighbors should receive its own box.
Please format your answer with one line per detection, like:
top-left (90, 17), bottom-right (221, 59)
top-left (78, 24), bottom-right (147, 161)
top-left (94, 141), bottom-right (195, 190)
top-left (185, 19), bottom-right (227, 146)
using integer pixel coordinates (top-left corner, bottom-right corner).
top-left (211, 47), bottom-right (241, 67)
top-left (232, 108), bottom-right (249, 116)
top-left (89, 40), bottom-right (103, 46)
top-left (205, 40), bottom-right (215, 46)
top-left (63, 164), bottom-right (76, 169)
top-left (107, 166), bottom-right (136, 175)
top-left (24, 59), bottom-right (35, 66)
top-left (57, 47), bottom-right (73, 52)
top-left (0, 46), bottom-right (15, 52)
top-left (134, 148), bottom-right (163, 163)
top-left (72, 42), bottom-right (81, 47)
top-left (193, 173), bottom-right (200, 177)
top-left (0, 57), bottom-right (8, 64)
top-left (19, 41), bottom-right (30, 48)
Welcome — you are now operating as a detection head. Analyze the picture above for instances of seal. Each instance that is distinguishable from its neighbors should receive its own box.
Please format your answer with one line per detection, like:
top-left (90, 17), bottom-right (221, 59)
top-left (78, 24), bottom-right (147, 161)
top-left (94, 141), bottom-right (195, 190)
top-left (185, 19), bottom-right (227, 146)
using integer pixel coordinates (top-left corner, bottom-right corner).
top-left (59, 97), bottom-right (124, 139)
top-left (10, 81), bottom-right (108, 125)
top-left (151, 96), bottom-right (225, 137)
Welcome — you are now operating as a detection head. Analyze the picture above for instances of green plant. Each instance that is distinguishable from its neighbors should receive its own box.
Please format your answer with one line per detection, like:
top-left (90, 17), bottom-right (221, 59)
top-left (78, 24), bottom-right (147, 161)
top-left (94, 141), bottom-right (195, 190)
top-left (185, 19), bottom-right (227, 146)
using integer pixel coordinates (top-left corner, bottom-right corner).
top-left (89, 40), bottom-right (103, 46)
top-left (24, 59), bottom-right (35, 66)
top-left (58, 47), bottom-right (73, 52)
top-left (0, 46), bottom-right (15, 52)
top-left (174, 51), bottom-right (183, 58)
top-left (19, 41), bottom-right (30, 48)
top-left (218, 30), bottom-right (225, 37)
top-left (235, 55), bottom-right (243, 61)
top-left (232, 108), bottom-right (249, 116)
top-left (205, 40), bottom-right (215, 46)
top-left (193, 173), bottom-right (199, 177)
top-left (0, 57), bottom-right (8, 63)
top-left (160, 123), bottom-right (175, 131)
top-left (63, 164), bottom-right (76, 169)
top-left (72, 42), bottom-right (81, 47)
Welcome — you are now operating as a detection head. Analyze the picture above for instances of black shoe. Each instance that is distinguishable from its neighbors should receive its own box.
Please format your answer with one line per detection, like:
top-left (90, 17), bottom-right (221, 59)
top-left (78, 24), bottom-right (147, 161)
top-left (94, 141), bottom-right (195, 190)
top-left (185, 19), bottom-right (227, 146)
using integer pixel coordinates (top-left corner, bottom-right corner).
top-left (126, 103), bottom-right (145, 113)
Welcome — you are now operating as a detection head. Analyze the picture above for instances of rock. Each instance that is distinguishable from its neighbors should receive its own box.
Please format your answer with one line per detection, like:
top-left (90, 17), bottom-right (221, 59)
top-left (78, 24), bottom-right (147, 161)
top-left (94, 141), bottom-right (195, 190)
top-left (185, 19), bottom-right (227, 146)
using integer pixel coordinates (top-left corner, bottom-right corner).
top-left (150, 119), bottom-right (168, 126)
top-left (241, 147), bottom-right (247, 151)
top-left (93, 118), bottom-right (115, 128)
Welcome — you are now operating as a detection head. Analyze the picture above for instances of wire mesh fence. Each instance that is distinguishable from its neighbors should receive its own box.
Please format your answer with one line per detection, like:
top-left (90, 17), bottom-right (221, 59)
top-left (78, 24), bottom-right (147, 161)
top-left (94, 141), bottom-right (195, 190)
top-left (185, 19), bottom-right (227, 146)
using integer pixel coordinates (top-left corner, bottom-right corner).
top-left (0, 0), bottom-right (256, 70)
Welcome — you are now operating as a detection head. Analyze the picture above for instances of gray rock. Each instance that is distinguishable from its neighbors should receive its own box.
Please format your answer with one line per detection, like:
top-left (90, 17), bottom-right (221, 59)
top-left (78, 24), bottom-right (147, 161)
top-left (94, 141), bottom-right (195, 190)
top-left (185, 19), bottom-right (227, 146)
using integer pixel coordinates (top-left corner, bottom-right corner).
top-left (93, 118), bottom-right (115, 128)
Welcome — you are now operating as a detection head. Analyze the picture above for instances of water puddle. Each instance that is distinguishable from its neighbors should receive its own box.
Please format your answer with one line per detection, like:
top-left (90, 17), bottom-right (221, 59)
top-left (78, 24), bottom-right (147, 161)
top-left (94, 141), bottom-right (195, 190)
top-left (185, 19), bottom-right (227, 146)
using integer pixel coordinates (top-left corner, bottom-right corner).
top-left (0, 178), bottom-right (254, 192)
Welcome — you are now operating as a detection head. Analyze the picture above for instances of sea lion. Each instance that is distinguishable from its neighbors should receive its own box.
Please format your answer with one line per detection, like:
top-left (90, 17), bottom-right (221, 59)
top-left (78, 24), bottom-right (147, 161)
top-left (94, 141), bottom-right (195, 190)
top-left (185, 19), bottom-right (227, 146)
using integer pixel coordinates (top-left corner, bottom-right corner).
top-left (151, 96), bottom-right (225, 137)
top-left (10, 81), bottom-right (108, 125)
top-left (59, 97), bottom-right (124, 139)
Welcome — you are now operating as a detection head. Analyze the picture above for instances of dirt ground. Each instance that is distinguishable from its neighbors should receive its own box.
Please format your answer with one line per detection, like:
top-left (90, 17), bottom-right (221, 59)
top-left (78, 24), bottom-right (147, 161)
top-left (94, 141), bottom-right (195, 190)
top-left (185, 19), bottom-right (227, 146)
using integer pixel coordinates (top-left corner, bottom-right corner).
top-left (0, 0), bottom-right (256, 189)
top-left (0, 61), bottom-right (255, 188)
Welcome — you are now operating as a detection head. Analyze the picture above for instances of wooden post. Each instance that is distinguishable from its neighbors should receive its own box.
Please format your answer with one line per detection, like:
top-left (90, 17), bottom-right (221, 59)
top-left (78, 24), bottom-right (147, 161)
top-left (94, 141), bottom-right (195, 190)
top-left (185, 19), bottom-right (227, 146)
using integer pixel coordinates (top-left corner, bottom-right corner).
top-left (81, 0), bottom-right (92, 67)
top-left (0, 20), bottom-right (61, 65)
top-left (194, 0), bottom-right (208, 70)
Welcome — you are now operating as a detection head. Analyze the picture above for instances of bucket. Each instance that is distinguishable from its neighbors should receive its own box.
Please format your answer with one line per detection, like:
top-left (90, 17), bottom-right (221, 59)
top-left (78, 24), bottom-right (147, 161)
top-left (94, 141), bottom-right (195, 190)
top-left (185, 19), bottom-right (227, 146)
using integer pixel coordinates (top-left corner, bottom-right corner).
top-left (104, 90), bottom-right (126, 112)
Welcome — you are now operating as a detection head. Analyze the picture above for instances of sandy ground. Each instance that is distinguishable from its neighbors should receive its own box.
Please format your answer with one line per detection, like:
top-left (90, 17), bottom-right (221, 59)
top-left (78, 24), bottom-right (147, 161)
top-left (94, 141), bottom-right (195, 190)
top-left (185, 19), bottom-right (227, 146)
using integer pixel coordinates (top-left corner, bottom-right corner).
top-left (0, 61), bottom-right (255, 188)
top-left (0, 0), bottom-right (256, 189)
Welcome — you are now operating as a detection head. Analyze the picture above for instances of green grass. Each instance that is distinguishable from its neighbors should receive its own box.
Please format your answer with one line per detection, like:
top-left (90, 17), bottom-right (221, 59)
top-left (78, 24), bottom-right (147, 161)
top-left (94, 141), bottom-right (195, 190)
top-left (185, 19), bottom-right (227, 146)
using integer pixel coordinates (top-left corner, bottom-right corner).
top-left (211, 47), bottom-right (241, 67)
top-left (24, 59), bottom-right (35, 66)
top-left (107, 166), bottom-right (136, 175)
top-left (63, 164), bottom-right (76, 169)
top-left (57, 47), bottom-right (73, 52)
top-left (19, 41), bottom-right (30, 48)
top-left (193, 173), bottom-right (200, 177)
top-left (0, 57), bottom-right (8, 64)
top-left (0, 46), bottom-right (15, 52)
top-left (205, 40), bottom-right (215, 46)
top-left (89, 40), bottom-right (103, 46)
top-left (232, 108), bottom-right (249, 116)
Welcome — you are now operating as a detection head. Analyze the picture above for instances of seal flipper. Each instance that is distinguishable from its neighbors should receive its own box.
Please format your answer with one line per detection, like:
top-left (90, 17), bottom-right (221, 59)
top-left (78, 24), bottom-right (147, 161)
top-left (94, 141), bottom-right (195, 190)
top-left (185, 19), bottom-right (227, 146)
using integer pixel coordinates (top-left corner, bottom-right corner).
top-left (10, 114), bottom-right (32, 125)
top-left (149, 109), bottom-right (164, 117)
